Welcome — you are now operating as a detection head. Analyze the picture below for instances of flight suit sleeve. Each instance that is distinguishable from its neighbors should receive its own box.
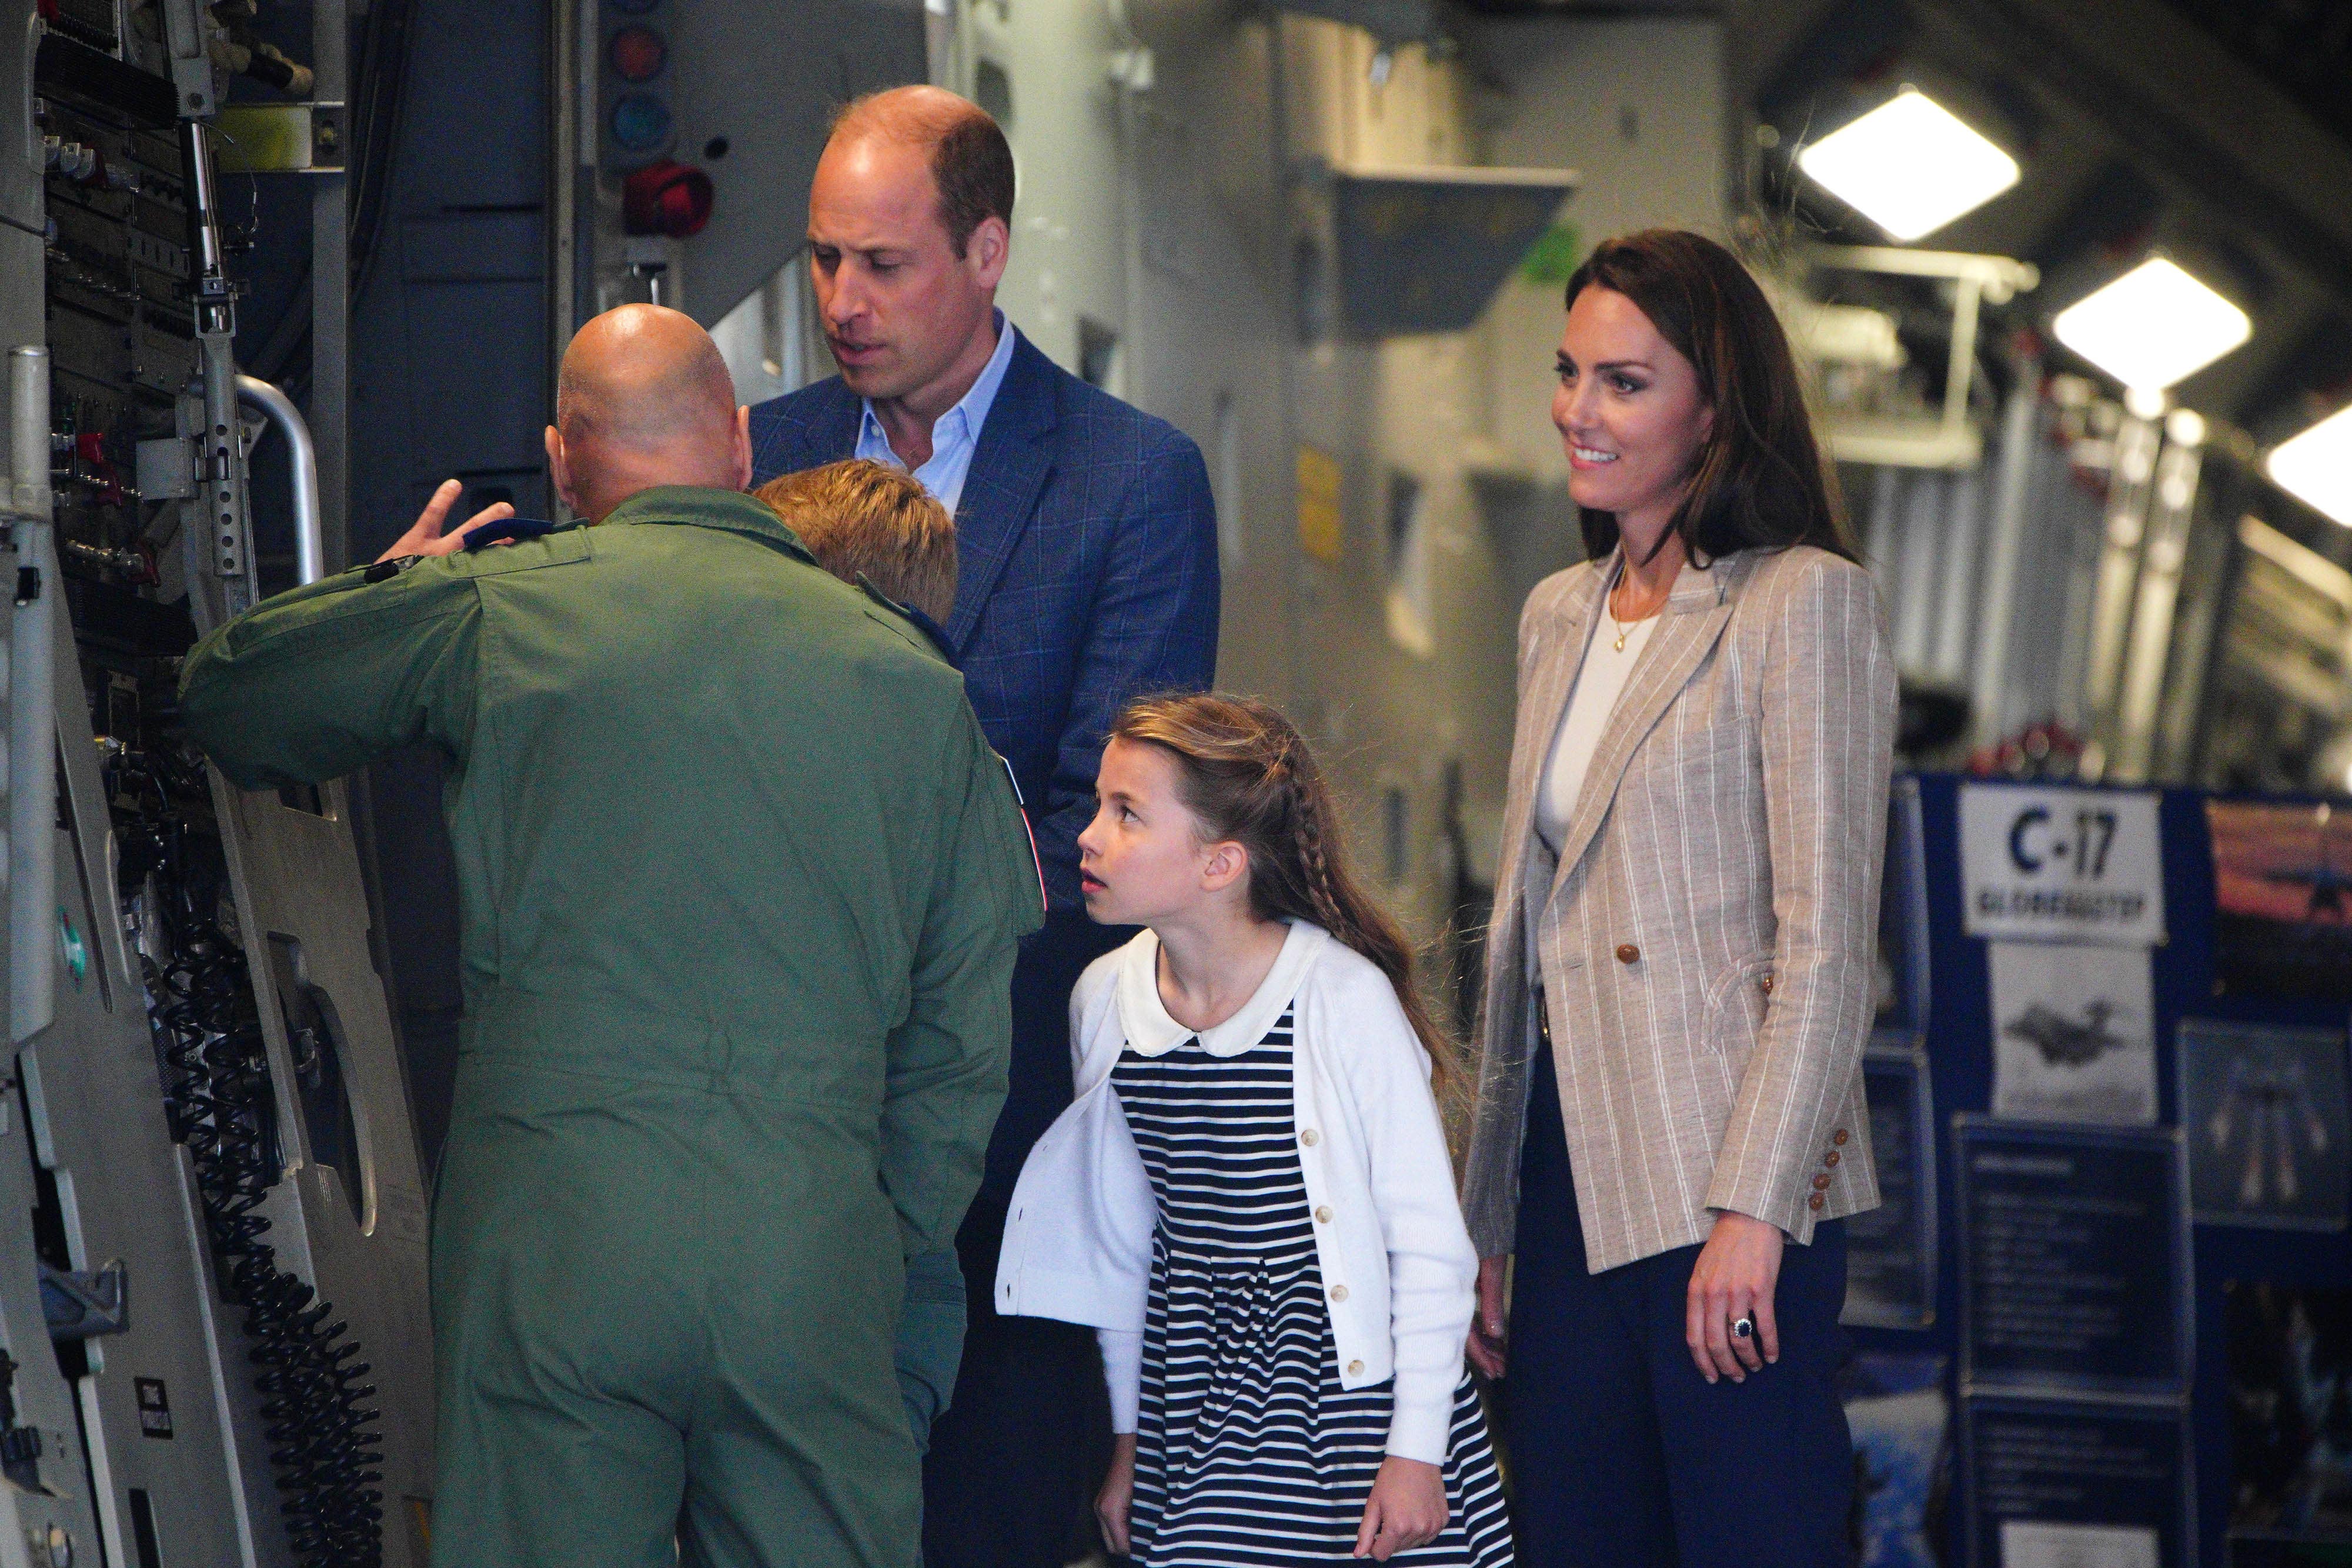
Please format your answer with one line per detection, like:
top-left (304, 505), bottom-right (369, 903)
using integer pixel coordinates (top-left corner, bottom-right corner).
top-left (878, 707), bottom-right (1045, 1261)
top-left (178, 560), bottom-right (482, 788)
top-left (893, 1246), bottom-right (965, 1456)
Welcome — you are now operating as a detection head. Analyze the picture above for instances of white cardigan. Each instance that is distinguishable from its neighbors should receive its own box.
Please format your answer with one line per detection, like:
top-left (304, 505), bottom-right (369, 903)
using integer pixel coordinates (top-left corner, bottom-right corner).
top-left (992, 921), bottom-right (1478, 1465)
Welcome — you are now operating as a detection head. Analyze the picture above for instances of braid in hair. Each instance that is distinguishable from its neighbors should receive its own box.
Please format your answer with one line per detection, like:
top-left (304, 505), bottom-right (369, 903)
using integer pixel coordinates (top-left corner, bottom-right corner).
top-left (1282, 754), bottom-right (1347, 934)
top-left (1109, 691), bottom-right (1468, 1118)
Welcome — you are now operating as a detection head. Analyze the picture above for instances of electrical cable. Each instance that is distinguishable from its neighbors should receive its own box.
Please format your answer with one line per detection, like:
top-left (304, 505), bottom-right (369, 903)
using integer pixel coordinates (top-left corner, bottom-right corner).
top-left (243, 0), bottom-right (419, 386)
top-left (109, 742), bottom-right (386, 1568)
top-left (346, 0), bottom-right (418, 303)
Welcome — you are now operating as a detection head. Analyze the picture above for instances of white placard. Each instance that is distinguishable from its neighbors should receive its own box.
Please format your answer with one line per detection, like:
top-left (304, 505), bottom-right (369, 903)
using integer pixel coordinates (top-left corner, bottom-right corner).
top-left (1999, 1520), bottom-right (2158, 1568)
top-left (1989, 942), bottom-right (2156, 1125)
top-left (1960, 784), bottom-right (2166, 946)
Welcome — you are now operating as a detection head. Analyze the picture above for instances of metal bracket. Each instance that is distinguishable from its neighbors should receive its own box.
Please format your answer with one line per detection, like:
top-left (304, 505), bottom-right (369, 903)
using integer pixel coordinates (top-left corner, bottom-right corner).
top-left (0, 1350), bottom-right (64, 1497)
top-left (213, 102), bottom-right (346, 174)
top-left (1803, 245), bottom-right (2042, 470)
top-left (156, 0), bottom-right (217, 118)
top-left (38, 1262), bottom-right (128, 1341)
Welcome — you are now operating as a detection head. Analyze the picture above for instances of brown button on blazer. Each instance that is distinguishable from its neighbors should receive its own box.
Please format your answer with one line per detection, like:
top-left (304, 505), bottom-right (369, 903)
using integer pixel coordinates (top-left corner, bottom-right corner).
top-left (1458, 544), bottom-right (1899, 1272)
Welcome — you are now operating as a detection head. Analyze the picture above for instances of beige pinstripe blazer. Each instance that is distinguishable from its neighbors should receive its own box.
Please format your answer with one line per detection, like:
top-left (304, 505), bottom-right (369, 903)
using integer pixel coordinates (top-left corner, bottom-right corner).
top-left (1458, 543), bottom-right (1897, 1272)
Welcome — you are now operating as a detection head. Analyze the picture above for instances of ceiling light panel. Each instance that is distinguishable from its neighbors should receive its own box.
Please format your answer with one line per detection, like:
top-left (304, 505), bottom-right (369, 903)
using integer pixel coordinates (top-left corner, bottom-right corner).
top-left (2050, 258), bottom-right (2252, 395)
top-left (2267, 403), bottom-right (2352, 528)
top-left (1796, 90), bottom-right (2021, 242)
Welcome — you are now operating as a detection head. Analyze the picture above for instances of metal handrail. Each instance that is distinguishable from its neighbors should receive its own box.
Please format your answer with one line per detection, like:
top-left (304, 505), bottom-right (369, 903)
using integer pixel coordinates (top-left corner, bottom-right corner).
top-left (235, 373), bottom-right (324, 585)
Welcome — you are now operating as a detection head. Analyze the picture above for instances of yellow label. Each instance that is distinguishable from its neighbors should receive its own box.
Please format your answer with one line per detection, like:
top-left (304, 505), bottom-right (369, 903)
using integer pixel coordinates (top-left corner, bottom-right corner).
top-left (1296, 445), bottom-right (1342, 564)
top-left (214, 106), bottom-right (312, 173)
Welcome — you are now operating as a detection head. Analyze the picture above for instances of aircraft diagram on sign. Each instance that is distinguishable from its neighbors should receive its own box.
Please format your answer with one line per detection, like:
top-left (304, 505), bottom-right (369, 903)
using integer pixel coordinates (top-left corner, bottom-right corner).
top-left (2003, 999), bottom-right (2132, 1068)
top-left (2207, 1053), bottom-right (2333, 1206)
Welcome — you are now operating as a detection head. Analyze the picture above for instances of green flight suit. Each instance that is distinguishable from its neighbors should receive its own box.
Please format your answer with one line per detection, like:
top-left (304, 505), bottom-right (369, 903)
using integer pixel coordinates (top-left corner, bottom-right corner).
top-left (178, 487), bottom-right (1042, 1568)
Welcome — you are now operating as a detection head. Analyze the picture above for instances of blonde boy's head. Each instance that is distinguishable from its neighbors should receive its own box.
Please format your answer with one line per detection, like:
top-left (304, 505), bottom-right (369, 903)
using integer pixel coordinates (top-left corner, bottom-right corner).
top-left (754, 459), bottom-right (959, 625)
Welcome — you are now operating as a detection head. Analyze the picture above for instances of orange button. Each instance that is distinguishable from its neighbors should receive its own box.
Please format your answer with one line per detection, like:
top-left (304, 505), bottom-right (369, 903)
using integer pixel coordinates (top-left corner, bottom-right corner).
top-left (1760, 974), bottom-right (1775, 995)
top-left (1615, 944), bottom-right (1641, 965)
top-left (1832, 1129), bottom-right (1849, 1146)
top-left (1808, 1193), bottom-right (1825, 1211)
top-left (1813, 1174), bottom-right (1832, 1190)
top-left (1825, 1150), bottom-right (1840, 1168)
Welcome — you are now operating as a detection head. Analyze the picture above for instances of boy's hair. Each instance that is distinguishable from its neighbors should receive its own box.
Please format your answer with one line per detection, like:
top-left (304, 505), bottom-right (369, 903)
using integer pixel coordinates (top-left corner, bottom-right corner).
top-left (754, 459), bottom-right (958, 624)
top-left (1109, 693), bottom-right (1464, 1112)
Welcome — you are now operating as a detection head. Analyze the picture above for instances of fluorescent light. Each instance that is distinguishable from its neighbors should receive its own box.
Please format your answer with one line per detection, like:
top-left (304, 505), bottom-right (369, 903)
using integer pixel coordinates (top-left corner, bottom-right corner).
top-left (1796, 90), bottom-right (2020, 241)
top-left (2267, 402), bottom-right (2352, 527)
top-left (2051, 258), bottom-right (2251, 394)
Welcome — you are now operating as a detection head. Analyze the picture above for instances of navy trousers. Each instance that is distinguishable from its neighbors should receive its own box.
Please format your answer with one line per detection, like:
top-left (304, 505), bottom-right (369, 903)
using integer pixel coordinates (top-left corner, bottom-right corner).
top-left (1504, 1040), bottom-right (1855, 1567)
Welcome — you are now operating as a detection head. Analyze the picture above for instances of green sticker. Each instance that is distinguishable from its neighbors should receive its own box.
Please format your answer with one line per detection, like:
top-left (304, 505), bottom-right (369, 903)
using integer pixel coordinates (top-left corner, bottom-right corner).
top-left (58, 910), bottom-right (87, 988)
top-left (1517, 221), bottom-right (1583, 288)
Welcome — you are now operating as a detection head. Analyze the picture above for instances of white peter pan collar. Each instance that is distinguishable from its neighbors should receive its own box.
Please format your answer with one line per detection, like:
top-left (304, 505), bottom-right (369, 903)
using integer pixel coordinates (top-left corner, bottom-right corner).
top-left (1115, 920), bottom-right (1329, 1058)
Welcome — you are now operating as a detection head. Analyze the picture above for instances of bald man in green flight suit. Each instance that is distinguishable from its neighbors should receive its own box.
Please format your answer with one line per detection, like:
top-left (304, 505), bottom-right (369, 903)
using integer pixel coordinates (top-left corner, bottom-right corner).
top-left (179, 304), bottom-right (1041, 1568)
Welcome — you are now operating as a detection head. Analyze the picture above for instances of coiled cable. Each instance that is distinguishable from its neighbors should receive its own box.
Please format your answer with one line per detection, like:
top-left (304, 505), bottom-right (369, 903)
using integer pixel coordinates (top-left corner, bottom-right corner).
top-left (111, 744), bottom-right (385, 1567)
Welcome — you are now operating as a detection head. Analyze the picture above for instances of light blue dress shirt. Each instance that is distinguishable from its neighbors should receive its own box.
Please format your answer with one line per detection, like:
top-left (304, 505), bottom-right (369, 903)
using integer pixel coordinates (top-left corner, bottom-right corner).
top-left (854, 311), bottom-right (1018, 519)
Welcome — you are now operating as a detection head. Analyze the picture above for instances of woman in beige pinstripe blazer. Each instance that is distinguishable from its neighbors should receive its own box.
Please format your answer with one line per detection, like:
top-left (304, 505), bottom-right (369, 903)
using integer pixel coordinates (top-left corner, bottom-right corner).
top-left (1458, 230), bottom-right (1897, 1566)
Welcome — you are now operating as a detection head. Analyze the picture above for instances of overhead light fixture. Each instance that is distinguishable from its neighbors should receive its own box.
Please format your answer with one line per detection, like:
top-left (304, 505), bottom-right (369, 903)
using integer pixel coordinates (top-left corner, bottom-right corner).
top-left (2267, 402), bottom-right (2352, 527)
top-left (1795, 89), bottom-right (2020, 241)
top-left (2050, 258), bottom-right (2251, 395)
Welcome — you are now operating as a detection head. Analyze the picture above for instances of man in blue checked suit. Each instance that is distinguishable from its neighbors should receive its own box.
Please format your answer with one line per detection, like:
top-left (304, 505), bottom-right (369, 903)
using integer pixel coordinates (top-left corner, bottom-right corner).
top-left (749, 86), bottom-right (1219, 1566)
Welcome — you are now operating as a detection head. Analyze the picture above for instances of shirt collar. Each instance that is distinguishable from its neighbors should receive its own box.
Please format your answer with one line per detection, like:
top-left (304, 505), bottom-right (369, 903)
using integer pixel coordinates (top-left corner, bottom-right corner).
top-left (1116, 921), bottom-right (1330, 1058)
top-left (600, 486), bottom-right (818, 562)
top-left (856, 310), bottom-right (1018, 463)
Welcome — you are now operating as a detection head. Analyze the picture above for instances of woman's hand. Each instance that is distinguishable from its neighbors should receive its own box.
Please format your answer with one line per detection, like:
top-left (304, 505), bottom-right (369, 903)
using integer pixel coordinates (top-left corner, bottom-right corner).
top-left (1354, 1455), bottom-right (1448, 1560)
top-left (1097, 1432), bottom-right (1137, 1556)
top-left (1466, 1255), bottom-right (1509, 1379)
top-left (1684, 1210), bottom-right (1784, 1383)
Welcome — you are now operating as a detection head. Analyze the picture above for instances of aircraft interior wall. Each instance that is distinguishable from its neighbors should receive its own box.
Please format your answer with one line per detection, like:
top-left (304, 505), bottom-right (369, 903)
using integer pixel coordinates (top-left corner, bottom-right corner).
top-left (10, 1), bottom-right (2352, 1563)
top-left (932, 3), bottom-right (1732, 991)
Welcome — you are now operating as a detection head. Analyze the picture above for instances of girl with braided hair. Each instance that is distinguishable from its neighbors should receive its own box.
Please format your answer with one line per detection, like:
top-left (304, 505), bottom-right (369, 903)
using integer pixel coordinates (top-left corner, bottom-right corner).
top-left (993, 693), bottom-right (1512, 1566)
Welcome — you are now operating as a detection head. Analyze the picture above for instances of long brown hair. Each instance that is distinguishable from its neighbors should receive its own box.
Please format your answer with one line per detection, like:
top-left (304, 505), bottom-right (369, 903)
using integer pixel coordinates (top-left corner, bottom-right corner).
top-left (1563, 228), bottom-right (1857, 565)
top-left (1111, 693), bottom-right (1463, 1108)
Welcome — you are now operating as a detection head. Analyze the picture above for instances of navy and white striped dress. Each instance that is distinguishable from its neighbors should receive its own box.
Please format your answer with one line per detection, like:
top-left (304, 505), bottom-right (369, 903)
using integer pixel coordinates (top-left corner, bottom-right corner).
top-left (1113, 1006), bottom-right (1514, 1566)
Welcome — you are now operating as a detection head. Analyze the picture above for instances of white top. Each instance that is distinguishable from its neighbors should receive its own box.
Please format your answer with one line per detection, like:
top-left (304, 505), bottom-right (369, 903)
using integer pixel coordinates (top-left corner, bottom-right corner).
top-left (1533, 599), bottom-right (1659, 852)
top-left (992, 921), bottom-right (1479, 1465)
top-left (853, 310), bottom-right (1018, 517)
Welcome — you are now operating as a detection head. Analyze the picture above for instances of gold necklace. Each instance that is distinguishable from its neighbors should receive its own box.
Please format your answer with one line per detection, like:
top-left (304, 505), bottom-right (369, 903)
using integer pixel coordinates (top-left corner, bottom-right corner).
top-left (1611, 609), bottom-right (1629, 654)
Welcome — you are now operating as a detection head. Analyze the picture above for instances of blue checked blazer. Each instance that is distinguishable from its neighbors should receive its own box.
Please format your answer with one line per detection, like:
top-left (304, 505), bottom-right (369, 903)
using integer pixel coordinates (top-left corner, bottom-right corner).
top-left (748, 330), bottom-right (1221, 914)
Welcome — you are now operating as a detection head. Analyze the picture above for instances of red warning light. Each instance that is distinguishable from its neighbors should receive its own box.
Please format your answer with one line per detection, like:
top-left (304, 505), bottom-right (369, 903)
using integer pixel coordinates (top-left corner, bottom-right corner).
top-left (609, 25), bottom-right (666, 83)
top-left (622, 161), bottom-right (714, 238)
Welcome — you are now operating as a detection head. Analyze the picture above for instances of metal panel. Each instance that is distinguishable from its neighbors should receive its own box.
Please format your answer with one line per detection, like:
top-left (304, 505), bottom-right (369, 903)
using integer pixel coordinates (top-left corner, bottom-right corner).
top-left (659, 0), bottom-right (929, 325)
top-left (1318, 165), bottom-right (1577, 339)
top-left (41, 601), bottom-right (261, 1568)
top-left (209, 777), bottom-right (437, 1568)
top-left (0, 1078), bottom-right (106, 1568)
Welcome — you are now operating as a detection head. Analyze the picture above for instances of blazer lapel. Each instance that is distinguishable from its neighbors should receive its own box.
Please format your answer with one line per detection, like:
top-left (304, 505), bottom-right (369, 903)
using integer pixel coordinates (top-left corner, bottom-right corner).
top-left (751, 378), bottom-right (861, 479)
top-left (947, 335), bottom-right (1058, 651)
top-left (1548, 557), bottom-right (1744, 896)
